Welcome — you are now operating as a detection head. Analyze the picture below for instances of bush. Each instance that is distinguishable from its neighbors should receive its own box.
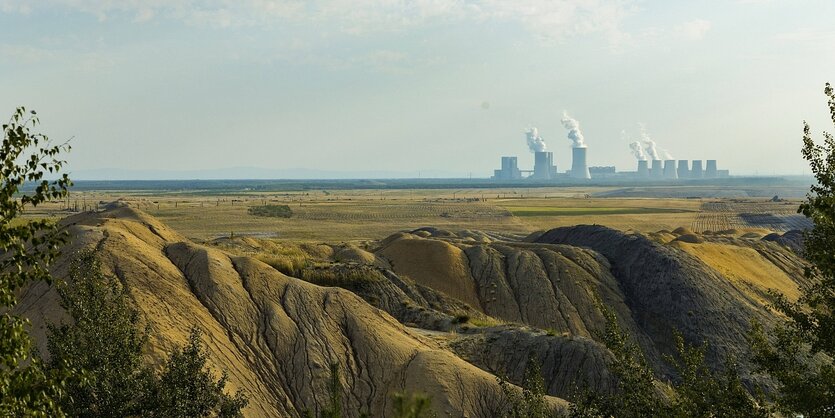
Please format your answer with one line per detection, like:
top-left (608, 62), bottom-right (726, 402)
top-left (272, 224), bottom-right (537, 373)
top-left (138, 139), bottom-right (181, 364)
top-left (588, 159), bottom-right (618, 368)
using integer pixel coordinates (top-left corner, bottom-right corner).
top-left (0, 107), bottom-right (71, 415)
top-left (248, 204), bottom-right (292, 218)
top-left (570, 302), bottom-right (768, 418)
top-left (46, 250), bottom-right (247, 417)
top-left (147, 328), bottom-right (248, 418)
top-left (497, 356), bottom-right (549, 418)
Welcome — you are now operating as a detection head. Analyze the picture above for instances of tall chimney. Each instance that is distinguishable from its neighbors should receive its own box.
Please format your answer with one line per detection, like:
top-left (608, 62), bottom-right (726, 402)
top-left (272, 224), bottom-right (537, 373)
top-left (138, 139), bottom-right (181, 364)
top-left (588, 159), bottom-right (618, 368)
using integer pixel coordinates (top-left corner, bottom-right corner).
top-left (533, 151), bottom-right (554, 180)
top-left (571, 147), bottom-right (591, 179)
top-left (663, 160), bottom-right (677, 179)
top-left (637, 160), bottom-right (649, 177)
top-left (691, 160), bottom-right (704, 178)
top-left (705, 160), bottom-right (718, 178)
top-left (677, 160), bottom-right (689, 179)
top-left (651, 160), bottom-right (663, 178)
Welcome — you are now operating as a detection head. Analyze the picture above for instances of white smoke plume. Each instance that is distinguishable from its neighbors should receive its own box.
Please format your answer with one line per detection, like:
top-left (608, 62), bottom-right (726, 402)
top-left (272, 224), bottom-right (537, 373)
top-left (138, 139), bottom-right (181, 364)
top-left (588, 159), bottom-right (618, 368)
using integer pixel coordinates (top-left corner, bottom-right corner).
top-left (629, 141), bottom-right (646, 160)
top-left (638, 123), bottom-right (674, 161)
top-left (525, 127), bottom-right (547, 153)
top-left (639, 123), bottom-right (660, 160)
top-left (561, 111), bottom-right (586, 148)
top-left (623, 129), bottom-right (646, 160)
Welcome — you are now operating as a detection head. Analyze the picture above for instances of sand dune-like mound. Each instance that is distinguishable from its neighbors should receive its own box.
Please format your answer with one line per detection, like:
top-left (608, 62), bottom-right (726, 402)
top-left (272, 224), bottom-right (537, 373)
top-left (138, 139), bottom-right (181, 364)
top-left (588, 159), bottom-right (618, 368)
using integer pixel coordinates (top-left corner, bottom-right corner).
top-left (671, 241), bottom-right (801, 303)
top-left (16, 204), bottom-right (566, 417)
top-left (377, 236), bottom-right (482, 310)
top-left (451, 327), bottom-right (617, 399)
top-left (535, 225), bottom-right (791, 383)
top-left (332, 244), bottom-right (392, 269)
top-left (762, 229), bottom-right (805, 254)
top-left (672, 233), bottom-right (704, 244)
top-left (374, 224), bottom-right (806, 389)
top-left (671, 227), bottom-right (694, 236)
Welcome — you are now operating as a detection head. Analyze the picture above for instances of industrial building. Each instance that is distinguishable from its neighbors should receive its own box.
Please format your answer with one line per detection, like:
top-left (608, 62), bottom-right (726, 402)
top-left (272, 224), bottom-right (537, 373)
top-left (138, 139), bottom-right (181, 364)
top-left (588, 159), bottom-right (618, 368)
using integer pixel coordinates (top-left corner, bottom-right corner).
top-left (629, 159), bottom-right (729, 180)
top-left (493, 156), bottom-right (522, 180)
top-left (531, 151), bottom-right (558, 180)
top-left (491, 153), bottom-right (730, 182)
top-left (490, 124), bottom-right (730, 182)
top-left (570, 147), bottom-right (591, 179)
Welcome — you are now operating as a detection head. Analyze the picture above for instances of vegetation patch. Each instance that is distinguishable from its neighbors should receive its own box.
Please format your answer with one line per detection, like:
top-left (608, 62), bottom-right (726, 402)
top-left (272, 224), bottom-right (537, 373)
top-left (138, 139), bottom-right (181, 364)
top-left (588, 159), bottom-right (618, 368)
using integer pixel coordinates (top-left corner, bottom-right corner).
top-left (248, 204), bottom-right (293, 218)
top-left (301, 265), bottom-right (386, 287)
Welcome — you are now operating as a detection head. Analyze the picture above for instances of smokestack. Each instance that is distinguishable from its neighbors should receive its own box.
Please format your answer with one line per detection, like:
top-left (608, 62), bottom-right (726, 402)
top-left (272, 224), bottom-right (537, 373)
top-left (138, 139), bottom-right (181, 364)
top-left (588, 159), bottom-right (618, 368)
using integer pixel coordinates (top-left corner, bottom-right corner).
top-left (571, 147), bottom-right (591, 179)
top-left (677, 160), bottom-right (689, 179)
top-left (651, 160), bottom-right (663, 178)
top-left (705, 160), bottom-right (718, 178)
top-left (664, 160), bottom-right (677, 179)
top-left (533, 151), bottom-right (555, 180)
top-left (691, 160), bottom-right (704, 178)
top-left (637, 160), bottom-right (649, 177)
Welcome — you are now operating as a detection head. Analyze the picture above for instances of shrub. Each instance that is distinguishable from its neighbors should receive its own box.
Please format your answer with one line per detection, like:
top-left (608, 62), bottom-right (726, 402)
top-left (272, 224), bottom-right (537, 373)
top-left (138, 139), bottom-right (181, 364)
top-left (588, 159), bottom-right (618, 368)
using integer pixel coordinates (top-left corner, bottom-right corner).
top-left (46, 250), bottom-right (247, 417)
top-left (0, 107), bottom-right (71, 416)
top-left (248, 204), bottom-right (292, 218)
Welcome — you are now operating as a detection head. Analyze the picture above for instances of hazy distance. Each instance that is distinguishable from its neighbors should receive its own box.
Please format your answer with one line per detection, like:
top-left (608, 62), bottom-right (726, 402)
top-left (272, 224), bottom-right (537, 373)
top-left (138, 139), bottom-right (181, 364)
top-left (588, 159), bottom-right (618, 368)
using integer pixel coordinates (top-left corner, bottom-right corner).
top-left (1, 1), bottom-right (834, 178)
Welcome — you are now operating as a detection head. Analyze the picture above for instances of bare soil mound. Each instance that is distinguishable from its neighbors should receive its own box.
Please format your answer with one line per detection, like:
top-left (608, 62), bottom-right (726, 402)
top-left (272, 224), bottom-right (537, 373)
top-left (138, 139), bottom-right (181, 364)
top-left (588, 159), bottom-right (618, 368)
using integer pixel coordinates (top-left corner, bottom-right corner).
top-left (672, 233), bottom-right (704, 244)
top-left (672, 227), bottom-right (694, 236)
top-left (377, 236), bottom-right (482, 309)
top-left (16, 205), bottom-right (566, 417)
top-left (534, 225), bottom-right (787, 384)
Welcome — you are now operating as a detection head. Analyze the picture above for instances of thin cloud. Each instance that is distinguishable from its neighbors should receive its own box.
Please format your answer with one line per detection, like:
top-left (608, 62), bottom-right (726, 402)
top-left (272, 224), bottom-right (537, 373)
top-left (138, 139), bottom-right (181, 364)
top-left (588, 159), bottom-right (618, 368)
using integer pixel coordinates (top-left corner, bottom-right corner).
top-left (0, 0), bottom-right (635, 43)
top-left (774, 28), bottom-right (835, 42)
top-left (676, 19), bottom-right (711, 41)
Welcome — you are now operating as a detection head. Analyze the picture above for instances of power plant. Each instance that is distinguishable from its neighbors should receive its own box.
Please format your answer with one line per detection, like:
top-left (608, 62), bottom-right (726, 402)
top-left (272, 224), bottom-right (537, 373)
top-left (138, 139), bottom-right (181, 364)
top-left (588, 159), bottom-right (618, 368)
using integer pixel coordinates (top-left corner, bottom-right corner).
top-left (677, 160), bottom-right (689, 179)
top-left (663, 160), bottom-right (677, 179)
top-left (532, 151), bottom-right (558, 180)
top-left (493, 156), bottom-right (522, 180)
top-left (491, 115), bottom-right (730, 182)
top-left (706, 160), bottom-right (718, 178)
top-left (637, 160), bottom-right (649, 177)
top-left (691, 160), bottom-right (704, 178)
top-left (651, 160), bottom-right (663, 178)
top-left (570, 147), bottom-right (591, 179)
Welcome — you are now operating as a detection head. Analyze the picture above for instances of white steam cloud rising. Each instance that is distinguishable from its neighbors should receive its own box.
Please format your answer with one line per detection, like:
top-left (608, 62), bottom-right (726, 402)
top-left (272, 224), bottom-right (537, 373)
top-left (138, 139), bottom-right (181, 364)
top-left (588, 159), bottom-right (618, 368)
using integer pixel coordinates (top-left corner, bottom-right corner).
top-left (526, 128), bottom-right (547, 153)
top-left (561, 111), bottom-right (586, 148)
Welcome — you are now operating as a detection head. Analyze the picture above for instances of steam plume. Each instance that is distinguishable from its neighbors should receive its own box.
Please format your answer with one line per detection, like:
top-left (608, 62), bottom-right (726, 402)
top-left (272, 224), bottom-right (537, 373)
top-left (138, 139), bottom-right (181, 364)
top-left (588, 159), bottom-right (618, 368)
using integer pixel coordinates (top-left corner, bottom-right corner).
top-left (561, 111), bottom-right (586, 148)
top-left (639, 123), bottom-right (660, 160)
top-left (629, 141), bottom-right (646, 160)
top-left (525, 128), bottom-right (547, 153)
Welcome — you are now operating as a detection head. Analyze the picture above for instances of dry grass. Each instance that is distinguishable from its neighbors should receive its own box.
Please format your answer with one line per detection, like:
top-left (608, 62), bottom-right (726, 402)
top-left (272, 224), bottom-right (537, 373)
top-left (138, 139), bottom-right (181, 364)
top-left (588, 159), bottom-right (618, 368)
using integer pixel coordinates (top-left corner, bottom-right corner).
top-left (21, 189), bottom-right (808, 242)
top-left (496, 198), bottom-right (703, 233)
top-left (673, 241), bottom-right (801, 303)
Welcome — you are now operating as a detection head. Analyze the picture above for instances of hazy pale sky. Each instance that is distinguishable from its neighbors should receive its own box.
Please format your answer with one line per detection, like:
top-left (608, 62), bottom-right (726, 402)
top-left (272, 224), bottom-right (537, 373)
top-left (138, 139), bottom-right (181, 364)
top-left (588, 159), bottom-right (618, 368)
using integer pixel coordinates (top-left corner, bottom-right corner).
top-left (2, 0), bottom-right (834, 177)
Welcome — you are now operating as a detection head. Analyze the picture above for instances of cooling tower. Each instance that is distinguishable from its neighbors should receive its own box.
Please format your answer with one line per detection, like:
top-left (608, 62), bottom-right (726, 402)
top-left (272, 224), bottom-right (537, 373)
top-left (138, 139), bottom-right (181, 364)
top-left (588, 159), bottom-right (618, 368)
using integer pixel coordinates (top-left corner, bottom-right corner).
top-left (571, 147), bottom-right (591, 179)
top-left (533, 151), bottom-right (554, 180)
top-left (705, 160), bottom-right (718, 178)
top-left (691, 160), bottom-right (704, 178)
top-left (651, 160), bottom-right (663, 178)
top-left (637, 160), bottom-right (649, 177)
top-left (663, 160), bottom-right (677, 179)
top-left (677, 160), bottom-right (689, 179)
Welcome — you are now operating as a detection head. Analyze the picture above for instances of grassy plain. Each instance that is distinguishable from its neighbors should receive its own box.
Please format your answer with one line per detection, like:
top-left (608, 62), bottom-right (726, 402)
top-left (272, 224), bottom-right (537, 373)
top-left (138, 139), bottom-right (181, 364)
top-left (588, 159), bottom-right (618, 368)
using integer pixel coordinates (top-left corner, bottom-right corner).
top-left (17, 186), bottom-right (807, 242)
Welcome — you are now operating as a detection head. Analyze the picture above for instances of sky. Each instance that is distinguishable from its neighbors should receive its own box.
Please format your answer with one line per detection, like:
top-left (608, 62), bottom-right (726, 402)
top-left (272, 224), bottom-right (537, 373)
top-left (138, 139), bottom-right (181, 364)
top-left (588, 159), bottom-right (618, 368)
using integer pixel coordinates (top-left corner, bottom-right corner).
top-left (1, 0), bottom-right (834, 178)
